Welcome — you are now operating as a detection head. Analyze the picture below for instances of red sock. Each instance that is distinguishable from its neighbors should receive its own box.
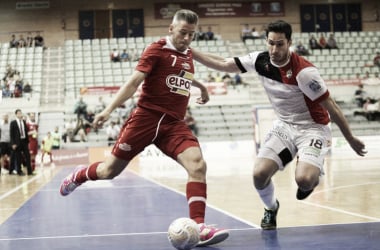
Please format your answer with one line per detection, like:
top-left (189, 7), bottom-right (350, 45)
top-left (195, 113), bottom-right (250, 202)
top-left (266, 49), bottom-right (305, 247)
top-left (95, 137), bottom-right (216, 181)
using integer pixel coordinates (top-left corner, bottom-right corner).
top-left (75, 161), bottom-right (101, 183)
top-left (187, 182), bottom-right (207, 224)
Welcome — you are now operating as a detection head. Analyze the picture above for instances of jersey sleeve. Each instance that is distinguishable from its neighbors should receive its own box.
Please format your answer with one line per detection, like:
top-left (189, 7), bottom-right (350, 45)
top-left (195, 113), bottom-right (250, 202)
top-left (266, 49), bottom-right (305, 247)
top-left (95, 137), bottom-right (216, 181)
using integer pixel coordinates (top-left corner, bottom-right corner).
top-left (136, 44), bottom-right (160, 74)
top-left (235, 52), bottom-right (261, 73)
top-left (296, 67), bottom-right (329, 102)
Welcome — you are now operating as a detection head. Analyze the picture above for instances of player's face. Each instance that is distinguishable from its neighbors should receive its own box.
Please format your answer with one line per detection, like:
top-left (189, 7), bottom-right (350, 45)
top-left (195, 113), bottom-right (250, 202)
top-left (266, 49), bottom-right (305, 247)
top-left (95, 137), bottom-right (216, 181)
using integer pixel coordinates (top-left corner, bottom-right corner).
top-left (267, 32), bottom-right (292, 66)
top-left (169, 20), bottom-right (196, 52)
top-left (16, 111), bottom-right (23, 120)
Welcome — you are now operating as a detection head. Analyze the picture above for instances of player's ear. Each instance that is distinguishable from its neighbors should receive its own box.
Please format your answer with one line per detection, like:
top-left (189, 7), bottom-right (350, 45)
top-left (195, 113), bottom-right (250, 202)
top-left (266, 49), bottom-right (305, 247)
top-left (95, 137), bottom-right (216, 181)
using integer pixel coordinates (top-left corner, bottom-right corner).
top-left (169, 24), bottom-right (174, 34)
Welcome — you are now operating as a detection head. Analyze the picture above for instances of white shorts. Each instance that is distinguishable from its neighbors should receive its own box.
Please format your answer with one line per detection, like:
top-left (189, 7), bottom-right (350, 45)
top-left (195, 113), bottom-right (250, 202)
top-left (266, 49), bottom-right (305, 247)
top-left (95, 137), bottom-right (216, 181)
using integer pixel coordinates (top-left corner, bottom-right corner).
top-left (257, 120), bottom-right (332, 172)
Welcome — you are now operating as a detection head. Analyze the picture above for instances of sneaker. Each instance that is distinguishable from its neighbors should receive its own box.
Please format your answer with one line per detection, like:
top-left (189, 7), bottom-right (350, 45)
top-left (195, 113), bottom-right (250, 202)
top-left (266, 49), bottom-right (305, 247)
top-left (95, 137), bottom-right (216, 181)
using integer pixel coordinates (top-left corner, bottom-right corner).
top-left (296, 188), bottom-right (314, 200)
top-left (261, 200), bottom-right (279, 230)
top-left (197, 224), bottom-right (229, 247)
top-left (59, 165), bottom-right (87, 196)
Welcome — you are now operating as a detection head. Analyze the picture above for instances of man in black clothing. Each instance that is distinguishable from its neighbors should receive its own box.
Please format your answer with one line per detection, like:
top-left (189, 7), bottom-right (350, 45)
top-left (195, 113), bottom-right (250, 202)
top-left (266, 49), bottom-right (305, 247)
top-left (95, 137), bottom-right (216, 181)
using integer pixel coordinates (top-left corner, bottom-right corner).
top-left (9, 109), bottom-right (33, 175)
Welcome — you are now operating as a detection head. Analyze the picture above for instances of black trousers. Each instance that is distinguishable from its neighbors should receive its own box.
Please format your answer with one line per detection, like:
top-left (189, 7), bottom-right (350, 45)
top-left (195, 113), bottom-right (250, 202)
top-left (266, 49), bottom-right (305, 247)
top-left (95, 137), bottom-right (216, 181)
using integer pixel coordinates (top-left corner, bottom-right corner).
top-left (10, 139), bottom-right (32, 174)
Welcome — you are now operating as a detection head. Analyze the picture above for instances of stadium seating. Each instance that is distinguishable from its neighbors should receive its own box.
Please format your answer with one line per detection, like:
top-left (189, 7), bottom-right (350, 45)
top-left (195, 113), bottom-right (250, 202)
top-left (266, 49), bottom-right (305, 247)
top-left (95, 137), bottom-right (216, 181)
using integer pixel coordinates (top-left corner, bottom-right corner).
top-left (2, 31), bottom-right (379, 145)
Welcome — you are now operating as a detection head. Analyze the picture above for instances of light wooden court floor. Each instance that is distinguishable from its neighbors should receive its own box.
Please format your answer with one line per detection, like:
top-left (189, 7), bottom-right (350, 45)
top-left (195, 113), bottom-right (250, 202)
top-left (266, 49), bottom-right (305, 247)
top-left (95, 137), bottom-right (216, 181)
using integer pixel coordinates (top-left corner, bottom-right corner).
top-left (1, 138), bottom-right (379, 228)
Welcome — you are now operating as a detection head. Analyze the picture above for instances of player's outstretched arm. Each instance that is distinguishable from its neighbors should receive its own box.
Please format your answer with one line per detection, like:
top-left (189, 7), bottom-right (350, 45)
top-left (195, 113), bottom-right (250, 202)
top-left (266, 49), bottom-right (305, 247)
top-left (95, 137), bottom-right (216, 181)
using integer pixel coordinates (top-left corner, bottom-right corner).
top-left (192, 48), bottom-right (240, 73)
top-left (320, 96), bottom-right (367, 156)
top-left (192, 79), bottom-right (209, 104)
top-left (93, 71), bottom-right (145, 128)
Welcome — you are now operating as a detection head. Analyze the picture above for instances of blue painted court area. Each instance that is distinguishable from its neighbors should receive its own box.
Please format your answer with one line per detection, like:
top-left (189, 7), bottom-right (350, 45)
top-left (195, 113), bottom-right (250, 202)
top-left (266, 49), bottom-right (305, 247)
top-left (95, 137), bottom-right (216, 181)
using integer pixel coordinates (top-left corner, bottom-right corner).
top-left (0, 168), bottom-right (379, 250)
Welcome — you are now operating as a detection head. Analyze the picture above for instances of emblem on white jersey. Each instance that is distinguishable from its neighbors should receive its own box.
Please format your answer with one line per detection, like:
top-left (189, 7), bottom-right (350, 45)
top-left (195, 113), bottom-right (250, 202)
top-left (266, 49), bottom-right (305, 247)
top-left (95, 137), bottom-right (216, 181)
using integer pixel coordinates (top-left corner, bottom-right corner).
top-left (286, 69), bottom-right (292, 78)
top-left (118, 143), bottom-right (132, 151)
top-left (166, 70), bottom-right (193, 96)
top-left (308, 79), bottom-right (322, 92)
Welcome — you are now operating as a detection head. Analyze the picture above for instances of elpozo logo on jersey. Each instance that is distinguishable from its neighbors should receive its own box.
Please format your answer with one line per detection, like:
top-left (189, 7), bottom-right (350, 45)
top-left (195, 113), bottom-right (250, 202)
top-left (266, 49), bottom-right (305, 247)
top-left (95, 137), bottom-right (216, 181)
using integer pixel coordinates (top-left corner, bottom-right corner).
top-left (166, 70), bottom-right (193, 96)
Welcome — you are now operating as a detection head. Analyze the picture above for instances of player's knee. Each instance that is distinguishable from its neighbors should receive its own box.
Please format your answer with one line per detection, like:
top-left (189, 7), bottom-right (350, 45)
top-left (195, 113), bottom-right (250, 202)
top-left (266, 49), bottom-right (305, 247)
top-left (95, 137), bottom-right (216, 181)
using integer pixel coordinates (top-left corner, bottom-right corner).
top-left (295, 175), bottom-right (318, 190)
top-left (188, 158), bottom-right (206, 178)
top-left (253, 162), bottom-right (274, 189)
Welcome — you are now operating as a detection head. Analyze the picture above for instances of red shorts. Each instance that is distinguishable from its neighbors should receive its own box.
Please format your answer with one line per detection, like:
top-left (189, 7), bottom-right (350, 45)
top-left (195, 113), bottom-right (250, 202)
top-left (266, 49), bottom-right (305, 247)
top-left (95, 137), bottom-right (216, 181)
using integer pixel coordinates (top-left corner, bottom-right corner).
top-left (112, 107), bottom-right (199, 161)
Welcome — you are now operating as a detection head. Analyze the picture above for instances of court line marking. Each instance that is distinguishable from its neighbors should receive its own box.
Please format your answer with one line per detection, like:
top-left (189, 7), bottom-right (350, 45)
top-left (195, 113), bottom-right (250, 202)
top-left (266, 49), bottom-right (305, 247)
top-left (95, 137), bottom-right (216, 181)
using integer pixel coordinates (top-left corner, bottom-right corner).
top-left (0, 174), bottom-right (41, 202)
top-left (0, 227), bottom-right (258, 241)
top-left (304, 181), bottom-right (380, 221)
top-left (2, 222), bottom-right (379, 242)
top-left (126, 169), bottom-right (261, 229)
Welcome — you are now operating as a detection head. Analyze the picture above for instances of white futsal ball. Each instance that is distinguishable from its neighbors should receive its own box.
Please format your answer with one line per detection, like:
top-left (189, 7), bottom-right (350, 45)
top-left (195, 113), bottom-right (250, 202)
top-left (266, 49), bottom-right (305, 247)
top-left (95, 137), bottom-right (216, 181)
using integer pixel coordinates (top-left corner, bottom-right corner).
top-left (167, 217), bottom-right (200, 250)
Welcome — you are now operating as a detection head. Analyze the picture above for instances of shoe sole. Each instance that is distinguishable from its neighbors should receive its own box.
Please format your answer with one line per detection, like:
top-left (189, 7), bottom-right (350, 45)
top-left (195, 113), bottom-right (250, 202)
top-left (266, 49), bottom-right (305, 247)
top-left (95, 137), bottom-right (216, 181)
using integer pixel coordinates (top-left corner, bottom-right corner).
top-left (296, 189), bottom-right (314, 200)
top-left (197, 230), bottom-right (229, 246)
top-left (261, 225), bottom-right (277, 230)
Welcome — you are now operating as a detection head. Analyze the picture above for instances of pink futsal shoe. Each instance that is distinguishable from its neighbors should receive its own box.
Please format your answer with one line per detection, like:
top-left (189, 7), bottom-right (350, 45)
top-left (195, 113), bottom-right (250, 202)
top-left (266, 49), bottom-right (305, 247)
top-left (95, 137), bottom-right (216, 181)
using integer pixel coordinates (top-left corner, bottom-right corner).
top-left (197, 223), bottom-right (229, 246)
top-left (59, 165), bottom-right (87, 196)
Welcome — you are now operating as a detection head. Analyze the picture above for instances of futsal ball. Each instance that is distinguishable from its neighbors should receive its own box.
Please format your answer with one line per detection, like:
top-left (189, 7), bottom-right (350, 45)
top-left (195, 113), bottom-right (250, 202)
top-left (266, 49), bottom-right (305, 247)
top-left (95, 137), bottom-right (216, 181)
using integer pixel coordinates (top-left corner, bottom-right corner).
top-left (167, 217), bottom-right (200, 250)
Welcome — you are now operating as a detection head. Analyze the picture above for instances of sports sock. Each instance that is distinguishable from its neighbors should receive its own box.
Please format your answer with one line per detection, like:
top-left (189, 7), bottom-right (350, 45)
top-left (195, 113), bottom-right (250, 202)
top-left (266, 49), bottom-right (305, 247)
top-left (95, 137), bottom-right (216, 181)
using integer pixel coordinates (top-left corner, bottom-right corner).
top-left (257, 180), bottom-right (277, 210)
top-left (75, 161), bottom-right (101, 183)
top-left (186, 182), bottom-right (207, 224)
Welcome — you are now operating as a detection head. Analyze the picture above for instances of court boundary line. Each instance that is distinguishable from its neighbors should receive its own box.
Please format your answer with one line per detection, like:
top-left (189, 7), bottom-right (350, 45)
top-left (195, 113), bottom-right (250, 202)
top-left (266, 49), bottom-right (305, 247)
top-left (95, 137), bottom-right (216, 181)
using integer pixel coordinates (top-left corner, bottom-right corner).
top-left (0, 174), bottom-right (41, 202)
top-left (125, 168), bottom-right (261, 229)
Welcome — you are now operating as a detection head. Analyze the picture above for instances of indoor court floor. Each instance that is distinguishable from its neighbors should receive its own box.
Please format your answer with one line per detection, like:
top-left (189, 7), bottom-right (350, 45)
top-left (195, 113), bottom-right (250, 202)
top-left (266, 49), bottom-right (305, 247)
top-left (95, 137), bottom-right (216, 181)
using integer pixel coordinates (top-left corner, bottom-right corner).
top-left (0, 138), bottom-right (379, 250)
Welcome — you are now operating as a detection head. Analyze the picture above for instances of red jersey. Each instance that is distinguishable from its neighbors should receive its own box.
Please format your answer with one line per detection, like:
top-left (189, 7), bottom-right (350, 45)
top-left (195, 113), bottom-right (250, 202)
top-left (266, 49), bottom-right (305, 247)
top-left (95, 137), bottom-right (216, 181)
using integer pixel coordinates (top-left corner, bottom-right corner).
top-left (27, 121), bottom-right (38, 154)
top-left (136, 37), bottom-right (195, 120)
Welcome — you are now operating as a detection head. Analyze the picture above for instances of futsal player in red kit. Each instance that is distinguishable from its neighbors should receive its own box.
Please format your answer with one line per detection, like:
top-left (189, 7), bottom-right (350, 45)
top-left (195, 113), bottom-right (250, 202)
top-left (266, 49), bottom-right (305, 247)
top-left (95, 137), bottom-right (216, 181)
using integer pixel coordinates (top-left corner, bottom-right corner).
top-left (60, 9), bottom-right (229, 246)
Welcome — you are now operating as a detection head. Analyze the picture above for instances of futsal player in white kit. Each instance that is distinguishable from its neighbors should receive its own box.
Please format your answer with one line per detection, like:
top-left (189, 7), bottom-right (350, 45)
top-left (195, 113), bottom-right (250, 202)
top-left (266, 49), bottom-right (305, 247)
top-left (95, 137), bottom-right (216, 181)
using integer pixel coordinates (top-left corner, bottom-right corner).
top-left (191, 20), bottom-right (367, 230)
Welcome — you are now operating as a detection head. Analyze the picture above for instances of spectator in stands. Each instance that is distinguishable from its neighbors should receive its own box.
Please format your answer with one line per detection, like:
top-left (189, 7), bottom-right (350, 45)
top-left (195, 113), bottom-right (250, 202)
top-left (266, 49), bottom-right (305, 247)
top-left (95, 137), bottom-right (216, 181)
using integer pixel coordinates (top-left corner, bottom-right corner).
top-left (9, 34), bottom-right (19, 48)
top-left (318, 34), bottom-right (328, 49)
top-left (110, 48), bottom-right (120, 62)
top-left (2, 82), bottom-right (11, 98)
top-left (73, 97), bottom-right (88, 119)
top-left (120, 49), bottom-right (130, 62)
top-left (206, 26), bottom-right (215, 40)
top-left (373, 51), bottom-right (380, 68)
top-left (354, 97), bottom-right (380, 121)
top-left (73, 118), bottom-right (87, 142)
top-left (34, 31), bottom-right (44, 47)
top-left (327, 33), bottom-right (339, 49)
top-left (222, 72), bottom-right (233, 86)
top-left (129, 48), bottom-right (139, 61)
top-left (51, 126), bottom-right (61, 149)
top-left (95, 96), bottom-right (107, 114)
top-left (251, 27), bottom-right (261, 39)
top-left (62, 118), bottom-right (76, 143)
top-left (206, 73), bottom-right (215, 82)
top-left (23, 81), bottom-right (32, 99)
top-left (184, 108), bottom-right (198, 136)
top-left (26, 32), bottom-right (34, 47)
top-left (195, 26), bottom-right (207, 41)
top-left (309, 34), bottom-right (321, 50)
top-left (106, 121), bottom-right (120, 144)
top-left (234, 73), bottom-right (242, 86)
top-left (214, 72), bottom-right (222, 82)
top-left (241, 24), bottom-right (252, 43)
top-left (295, 41), bottom-right (310, 56)
top-left (18, 34), bottom-right (27, 48)
top-left (84, 109), bottom-right (95, 133)
top-left (354, 84), bottom-right (367, 108)
top-left (3, 64), bottom-right (16, 81)
top-left (363, 71), bottom-right (371, 79)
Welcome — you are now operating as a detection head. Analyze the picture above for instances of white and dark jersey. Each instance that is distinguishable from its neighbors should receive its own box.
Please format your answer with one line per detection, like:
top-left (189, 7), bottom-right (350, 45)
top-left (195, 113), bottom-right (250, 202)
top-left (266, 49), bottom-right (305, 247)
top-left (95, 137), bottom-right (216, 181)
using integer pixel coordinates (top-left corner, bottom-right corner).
top-left (235, 51), bottom-right (330, 125)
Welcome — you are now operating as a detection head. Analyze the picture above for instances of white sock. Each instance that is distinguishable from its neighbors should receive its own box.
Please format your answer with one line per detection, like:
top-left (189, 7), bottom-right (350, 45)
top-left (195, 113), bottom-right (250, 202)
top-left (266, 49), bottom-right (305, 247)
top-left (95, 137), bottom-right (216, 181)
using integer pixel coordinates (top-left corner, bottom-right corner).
top-left (256, 181), bottom-right (277, 210)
